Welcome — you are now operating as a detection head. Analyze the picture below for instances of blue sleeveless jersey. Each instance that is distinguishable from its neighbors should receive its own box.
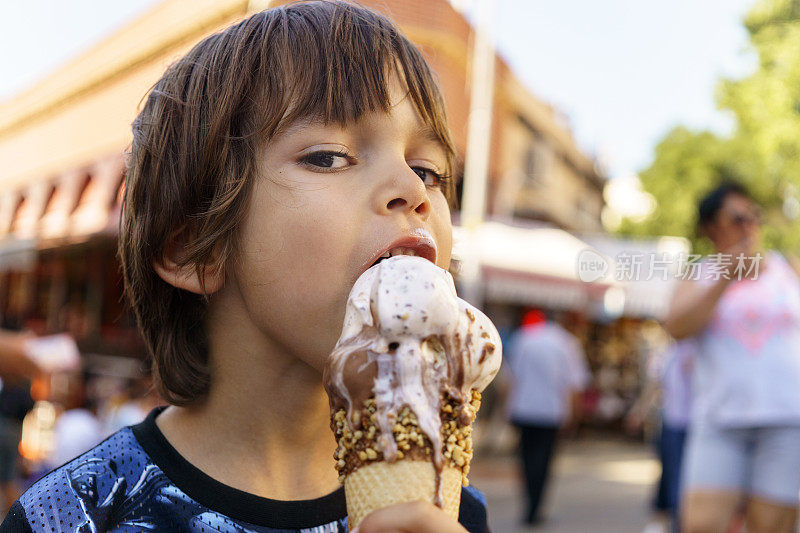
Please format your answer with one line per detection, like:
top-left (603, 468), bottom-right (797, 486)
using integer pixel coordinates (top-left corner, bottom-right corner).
top-left (1, 408), bottom-right (489, 532)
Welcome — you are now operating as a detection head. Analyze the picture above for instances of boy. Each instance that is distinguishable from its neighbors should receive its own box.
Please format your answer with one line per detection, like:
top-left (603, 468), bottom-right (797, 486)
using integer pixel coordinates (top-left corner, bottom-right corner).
top-left (1, 1), bottom-right (489, 531)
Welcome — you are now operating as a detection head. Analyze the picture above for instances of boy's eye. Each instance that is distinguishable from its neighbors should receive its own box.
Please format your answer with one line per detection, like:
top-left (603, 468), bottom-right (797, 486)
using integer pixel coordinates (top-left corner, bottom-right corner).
top-left (412, 167), bottom-right (449, 188)
top-left (300, 150), bottom-right (351, 170)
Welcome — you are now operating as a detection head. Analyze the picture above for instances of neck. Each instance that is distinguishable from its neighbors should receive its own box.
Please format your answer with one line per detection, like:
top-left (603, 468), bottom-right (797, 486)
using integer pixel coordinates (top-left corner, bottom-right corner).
top-left (156, 300), bottom-right (339, 500)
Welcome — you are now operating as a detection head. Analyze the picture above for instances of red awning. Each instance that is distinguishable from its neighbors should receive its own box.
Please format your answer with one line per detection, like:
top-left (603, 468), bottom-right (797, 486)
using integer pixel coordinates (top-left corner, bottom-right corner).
top-left (0, 153), bottom-right (125, 247)
top-left (39, 169), bottom-right (87, 240)
top-left (70, 156), bottom-right (125, 239)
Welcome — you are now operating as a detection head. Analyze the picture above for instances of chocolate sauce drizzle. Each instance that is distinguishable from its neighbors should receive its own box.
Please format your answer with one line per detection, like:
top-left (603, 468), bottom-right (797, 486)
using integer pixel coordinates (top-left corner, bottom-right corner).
top-left (324, 256), bottom-right (502, 507)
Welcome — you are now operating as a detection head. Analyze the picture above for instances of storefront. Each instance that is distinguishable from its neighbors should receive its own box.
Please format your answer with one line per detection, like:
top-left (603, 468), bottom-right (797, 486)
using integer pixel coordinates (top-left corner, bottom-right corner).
top-left (453, 221), bottom-right (689, 428)
top-left (0, 155), bottom-right (141, 357)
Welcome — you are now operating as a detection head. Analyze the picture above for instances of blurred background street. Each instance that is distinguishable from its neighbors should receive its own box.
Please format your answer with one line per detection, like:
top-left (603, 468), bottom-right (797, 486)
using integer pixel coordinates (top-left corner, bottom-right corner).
top-left (472, 436), bottom-right (656, 533)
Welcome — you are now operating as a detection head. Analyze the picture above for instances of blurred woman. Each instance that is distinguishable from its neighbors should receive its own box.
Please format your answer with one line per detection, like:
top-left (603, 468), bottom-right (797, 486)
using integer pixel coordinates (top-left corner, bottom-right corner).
top-left (665, 182), bottom-right (800, 533)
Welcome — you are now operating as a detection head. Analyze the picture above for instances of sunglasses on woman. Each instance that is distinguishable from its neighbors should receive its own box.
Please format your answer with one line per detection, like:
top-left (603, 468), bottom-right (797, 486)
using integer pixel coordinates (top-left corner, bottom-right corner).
top-left (727, 210), bottom-right (761, 227)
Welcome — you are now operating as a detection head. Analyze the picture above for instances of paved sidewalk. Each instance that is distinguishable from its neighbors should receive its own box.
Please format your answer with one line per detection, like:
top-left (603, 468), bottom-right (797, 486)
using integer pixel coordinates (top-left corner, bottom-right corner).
top-left (470, 436), bottom-right (659, 533)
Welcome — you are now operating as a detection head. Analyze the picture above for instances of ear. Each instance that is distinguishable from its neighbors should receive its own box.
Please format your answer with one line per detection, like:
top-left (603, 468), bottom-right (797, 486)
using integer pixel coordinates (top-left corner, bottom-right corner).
top-left (152, 226), bottom-right (225, 295)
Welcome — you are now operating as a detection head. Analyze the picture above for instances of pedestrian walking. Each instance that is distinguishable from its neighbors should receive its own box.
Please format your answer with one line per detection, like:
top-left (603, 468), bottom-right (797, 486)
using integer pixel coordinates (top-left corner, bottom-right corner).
top-left (506, 310), bottom-right (590, 525)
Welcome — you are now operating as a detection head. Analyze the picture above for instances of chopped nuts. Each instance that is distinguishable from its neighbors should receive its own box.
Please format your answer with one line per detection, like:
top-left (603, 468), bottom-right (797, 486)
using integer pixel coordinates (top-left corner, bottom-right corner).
top-left (452, 448), bottom-right (464, 463)
top-left (331, 392), bottom-right (480, 483)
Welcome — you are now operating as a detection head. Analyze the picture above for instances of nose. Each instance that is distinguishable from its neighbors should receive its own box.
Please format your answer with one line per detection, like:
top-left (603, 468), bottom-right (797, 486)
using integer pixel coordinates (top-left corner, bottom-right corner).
top-left (376, 164), bottom-right (431, 218)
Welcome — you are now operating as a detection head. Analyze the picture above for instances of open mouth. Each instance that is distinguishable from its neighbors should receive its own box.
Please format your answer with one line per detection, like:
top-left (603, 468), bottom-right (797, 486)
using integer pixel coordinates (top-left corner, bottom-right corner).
top-left (372, 246), bottom-right (431, 267)
top-left (367, 234), bottom-right (438, 270)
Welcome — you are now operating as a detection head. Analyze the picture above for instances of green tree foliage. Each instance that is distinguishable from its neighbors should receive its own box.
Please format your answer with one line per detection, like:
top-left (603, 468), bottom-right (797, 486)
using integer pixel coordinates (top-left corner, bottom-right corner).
top-left (619, 127), bottom-right (735, 243)
top-left (624, 0), bottom-right (800, 252)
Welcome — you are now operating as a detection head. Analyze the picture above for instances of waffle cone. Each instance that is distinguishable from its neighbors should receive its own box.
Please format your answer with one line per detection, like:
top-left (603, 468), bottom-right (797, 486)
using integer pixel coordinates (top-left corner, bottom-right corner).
top-left (344, 460), bottom-right (461, 528)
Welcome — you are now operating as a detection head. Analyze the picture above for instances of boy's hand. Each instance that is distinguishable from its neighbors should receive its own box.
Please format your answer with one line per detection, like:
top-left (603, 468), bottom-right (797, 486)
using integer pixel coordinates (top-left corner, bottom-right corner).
top-left (352, 501), bottom-right (468, 533)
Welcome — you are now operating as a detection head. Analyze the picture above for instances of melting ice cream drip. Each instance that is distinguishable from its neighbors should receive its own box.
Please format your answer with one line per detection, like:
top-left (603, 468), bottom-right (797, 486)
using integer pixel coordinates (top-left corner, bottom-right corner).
top-left (325, 256), bottom-right (502, 504)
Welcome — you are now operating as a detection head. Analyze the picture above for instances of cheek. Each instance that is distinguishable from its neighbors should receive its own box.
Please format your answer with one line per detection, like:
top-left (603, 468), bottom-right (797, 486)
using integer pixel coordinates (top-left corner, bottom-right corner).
top-left (438, 229), bottom-right (453, 269)
top-left (430, 195), bottom-right (453, 267)
top-left (708, 223), bottom-right (727, 240)
top-left (236, 193), bottom-right (357, 366)
top-left (273, 208), bottom-right (356, 305)
top-left (250, 185), bottom-right (352, 273)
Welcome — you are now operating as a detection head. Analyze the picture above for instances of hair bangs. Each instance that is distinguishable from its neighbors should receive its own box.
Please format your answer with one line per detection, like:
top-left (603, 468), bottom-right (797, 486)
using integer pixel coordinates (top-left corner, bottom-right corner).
top-left (257, 1), bottom-right (456, 187)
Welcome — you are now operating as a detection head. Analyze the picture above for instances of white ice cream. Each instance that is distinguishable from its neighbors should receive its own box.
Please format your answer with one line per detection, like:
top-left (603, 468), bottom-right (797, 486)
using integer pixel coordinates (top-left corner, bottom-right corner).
top-left (326, 255), bottom-right (502, 470)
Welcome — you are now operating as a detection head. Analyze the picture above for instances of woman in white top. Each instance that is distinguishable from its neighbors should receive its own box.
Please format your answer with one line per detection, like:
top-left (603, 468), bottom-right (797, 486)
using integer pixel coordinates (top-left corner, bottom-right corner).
top-left (665, 182), bottom-right (800, 533)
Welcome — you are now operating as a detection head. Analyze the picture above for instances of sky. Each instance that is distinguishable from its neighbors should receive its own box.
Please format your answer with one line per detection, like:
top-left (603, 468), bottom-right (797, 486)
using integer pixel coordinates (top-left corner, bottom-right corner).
top-left (0, 0), bottom-right (757, 180)
top-left (486, 0), bottom-right (757, 178)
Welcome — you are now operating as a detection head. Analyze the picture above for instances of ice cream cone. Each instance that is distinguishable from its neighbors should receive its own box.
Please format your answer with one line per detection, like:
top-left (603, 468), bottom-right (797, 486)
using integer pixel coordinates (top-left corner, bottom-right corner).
top-left (345, 460), bottom-right (461, 528)
top-left (333, 394), bottom-right (480, 527)
top-left (324, 256), bottom-right (501, 528)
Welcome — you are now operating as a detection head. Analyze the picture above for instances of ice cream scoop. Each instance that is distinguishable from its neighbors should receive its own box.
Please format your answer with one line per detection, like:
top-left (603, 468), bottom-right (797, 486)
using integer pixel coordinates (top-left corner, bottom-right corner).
top-left (324, 255), bottom-right (501, 525)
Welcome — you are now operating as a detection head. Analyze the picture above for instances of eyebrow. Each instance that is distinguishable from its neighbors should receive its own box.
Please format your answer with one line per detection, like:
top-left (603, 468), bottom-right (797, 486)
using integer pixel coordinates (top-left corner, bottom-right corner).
top-left (280, 115), bottom-right (330, 137)
top-left (280, 116), bottom-right (448, 158)
top-left (414, 125), bottom-right (442, 143)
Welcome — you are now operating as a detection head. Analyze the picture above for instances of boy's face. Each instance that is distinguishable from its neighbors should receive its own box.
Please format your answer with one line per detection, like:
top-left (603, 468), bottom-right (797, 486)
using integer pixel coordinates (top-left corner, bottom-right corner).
top-left (226, 80), bottom-right (453, 372)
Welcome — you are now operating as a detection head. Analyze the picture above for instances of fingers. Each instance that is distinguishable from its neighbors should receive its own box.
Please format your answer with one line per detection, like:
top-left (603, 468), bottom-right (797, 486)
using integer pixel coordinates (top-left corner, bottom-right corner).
top-left (353, 501), bottom-right (468, 533)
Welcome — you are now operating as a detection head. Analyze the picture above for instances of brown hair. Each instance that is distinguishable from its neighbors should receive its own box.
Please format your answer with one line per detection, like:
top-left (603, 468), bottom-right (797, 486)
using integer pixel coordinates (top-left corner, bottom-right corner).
top-left (119, 0), bottom-right (456, 405)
